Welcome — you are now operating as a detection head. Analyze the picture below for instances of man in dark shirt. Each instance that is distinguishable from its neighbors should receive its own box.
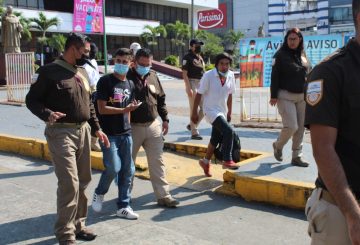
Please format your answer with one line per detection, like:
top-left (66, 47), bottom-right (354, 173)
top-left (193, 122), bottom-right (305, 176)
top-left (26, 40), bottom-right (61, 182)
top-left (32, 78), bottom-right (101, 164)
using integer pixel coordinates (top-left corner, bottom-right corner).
top-left (127, 48), bottom-right (179, 207)
top-left (182, 39), bottom-right (205, 140)
top-left (25, 33), bottom-right (109, 245)
top-left (91, 48), bottom-right (140, 219)
top-left (305, 1), bottom-right (360, 243)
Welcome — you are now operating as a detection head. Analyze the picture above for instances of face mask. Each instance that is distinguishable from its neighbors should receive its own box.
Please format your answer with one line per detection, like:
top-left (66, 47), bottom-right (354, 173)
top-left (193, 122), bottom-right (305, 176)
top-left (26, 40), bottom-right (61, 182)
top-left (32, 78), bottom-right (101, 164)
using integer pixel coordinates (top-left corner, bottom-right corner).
top-left (136, 64), bottom-right (151, 77)
top-left (76, 54), bottom-right (88, 66)
top-left (194, 46), bottom-right (201, 53)
top-left (250, 45), bottom-right (255, 49)
top-left (114, 63), bottom-right (129, 75)
top-left (218, 70), bottom-right (228, 77)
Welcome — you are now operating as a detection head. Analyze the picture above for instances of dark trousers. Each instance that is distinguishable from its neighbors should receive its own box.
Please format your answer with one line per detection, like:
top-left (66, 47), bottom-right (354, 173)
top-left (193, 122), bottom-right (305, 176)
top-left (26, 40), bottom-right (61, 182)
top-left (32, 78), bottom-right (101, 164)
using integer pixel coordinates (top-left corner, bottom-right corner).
top-left (210, 116), bottom-right (234, 161)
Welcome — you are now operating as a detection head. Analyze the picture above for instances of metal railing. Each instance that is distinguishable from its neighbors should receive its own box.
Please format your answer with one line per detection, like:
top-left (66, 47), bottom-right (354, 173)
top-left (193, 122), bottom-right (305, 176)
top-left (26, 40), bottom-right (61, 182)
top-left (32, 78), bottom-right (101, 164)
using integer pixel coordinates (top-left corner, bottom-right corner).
top-left (5, 52), bottom-right (35, 104)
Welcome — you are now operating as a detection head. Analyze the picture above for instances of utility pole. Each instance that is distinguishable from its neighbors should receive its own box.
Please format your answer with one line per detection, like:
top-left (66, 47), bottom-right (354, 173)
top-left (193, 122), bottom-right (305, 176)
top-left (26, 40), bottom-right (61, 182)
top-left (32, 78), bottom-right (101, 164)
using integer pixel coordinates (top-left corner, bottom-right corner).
top-left (191, 0), bottom-right (194, 39)
top-left (102, 0), bottom-right (108, 74)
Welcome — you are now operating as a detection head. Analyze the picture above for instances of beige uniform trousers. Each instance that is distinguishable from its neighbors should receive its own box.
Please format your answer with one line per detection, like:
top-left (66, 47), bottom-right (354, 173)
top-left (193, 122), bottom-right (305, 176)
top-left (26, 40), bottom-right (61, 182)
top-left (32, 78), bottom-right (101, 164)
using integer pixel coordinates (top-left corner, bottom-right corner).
top-left (45, 123), bottom-right (91, 242)
top-left (274, 89), bottom-right (306, 158)
top-left (187, 78), bottom-right (204, 135)
top-left (131, 119), bottom-right (170, 199)
top-left (306, 188), bottom-right (351, 245)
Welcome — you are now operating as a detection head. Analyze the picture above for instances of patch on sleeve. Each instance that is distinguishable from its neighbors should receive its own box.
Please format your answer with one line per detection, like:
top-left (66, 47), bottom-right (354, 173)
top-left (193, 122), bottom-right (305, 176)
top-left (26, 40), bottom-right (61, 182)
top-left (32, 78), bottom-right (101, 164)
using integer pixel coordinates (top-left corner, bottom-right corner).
top-left (306, 80), bottom-right (323, 106)
top-left (272, 58), bottom-right (276, 66)
top-left (182, 59), bottom-right (187, 66)
top-left (31, 74), bottom-right (39, 84)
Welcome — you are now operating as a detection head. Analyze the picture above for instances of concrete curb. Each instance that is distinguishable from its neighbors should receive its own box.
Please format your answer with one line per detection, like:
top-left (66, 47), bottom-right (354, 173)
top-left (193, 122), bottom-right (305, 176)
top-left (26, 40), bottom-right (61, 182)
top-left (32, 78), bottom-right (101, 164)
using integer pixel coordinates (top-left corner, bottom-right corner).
top-left (0, 134), bottom-right (314, 209)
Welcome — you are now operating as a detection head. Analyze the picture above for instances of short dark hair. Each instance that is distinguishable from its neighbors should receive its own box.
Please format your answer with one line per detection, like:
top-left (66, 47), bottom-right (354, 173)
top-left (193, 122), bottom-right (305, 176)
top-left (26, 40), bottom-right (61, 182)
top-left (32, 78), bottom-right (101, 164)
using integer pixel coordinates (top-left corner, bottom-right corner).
top-left (114, 48), bottom-right (132, 58)
top-left (353, 0), bottom-right (360, 27)
top-left (89, 42), bottom-right (98, 59)
top-left (249, 40), bottom-right (256, 44)
top-left (215, 52), bottom-right (233, 67)
top-left (135, 48), bottom-right (152, 60)
top-left (64, 33), bottom-right (88, 51)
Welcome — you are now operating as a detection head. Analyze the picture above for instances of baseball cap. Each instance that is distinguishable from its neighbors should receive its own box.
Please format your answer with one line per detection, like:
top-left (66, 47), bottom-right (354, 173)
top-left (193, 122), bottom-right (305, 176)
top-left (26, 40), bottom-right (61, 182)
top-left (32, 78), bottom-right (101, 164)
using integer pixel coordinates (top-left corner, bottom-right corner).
top-left (130, 42), bottom-right (141, 50)
top-left (189, 39), bottom-right (204, 46)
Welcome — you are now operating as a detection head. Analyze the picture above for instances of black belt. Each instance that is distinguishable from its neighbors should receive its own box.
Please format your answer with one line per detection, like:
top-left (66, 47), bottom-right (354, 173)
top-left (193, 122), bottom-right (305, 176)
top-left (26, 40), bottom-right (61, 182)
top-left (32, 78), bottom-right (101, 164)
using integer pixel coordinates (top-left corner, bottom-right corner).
top-left (47, 122), bottom-right (87, 129)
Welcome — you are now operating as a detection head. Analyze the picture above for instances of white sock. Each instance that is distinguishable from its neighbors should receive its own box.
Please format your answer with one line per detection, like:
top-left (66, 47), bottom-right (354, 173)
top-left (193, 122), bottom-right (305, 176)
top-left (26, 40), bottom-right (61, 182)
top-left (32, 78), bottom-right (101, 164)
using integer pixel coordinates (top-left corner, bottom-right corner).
top-left (202, 158), bottom-right (210, 164)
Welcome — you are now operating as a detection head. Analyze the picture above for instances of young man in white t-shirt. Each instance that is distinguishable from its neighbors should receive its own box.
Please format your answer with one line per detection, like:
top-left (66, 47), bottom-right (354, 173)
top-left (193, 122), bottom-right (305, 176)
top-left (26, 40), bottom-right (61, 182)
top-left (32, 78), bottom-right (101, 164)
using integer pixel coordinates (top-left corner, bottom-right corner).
top-left (191, 53), bottom-right (239, 176)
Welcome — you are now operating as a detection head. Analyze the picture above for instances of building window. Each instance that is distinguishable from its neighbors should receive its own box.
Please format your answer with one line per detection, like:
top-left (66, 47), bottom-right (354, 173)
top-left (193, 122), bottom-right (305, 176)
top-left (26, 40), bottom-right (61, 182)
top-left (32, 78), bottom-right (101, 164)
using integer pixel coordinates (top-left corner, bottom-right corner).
top-left (329, 7), bottom-right (353, 25)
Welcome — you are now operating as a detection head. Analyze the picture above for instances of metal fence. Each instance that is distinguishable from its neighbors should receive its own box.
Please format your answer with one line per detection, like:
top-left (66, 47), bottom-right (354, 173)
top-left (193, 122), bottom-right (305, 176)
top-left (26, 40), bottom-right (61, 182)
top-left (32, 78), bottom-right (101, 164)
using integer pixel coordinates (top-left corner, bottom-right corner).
top-left (240, 87), bottom-right (281, 122)
top-left (5, 52), bottom-right (34, 104)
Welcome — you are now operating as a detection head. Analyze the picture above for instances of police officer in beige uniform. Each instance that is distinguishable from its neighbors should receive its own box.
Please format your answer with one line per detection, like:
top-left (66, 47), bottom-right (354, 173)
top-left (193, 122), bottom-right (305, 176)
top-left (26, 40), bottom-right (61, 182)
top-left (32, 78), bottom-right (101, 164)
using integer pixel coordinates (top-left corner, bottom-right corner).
top-left (270, 28), bottom-right (311, 167)
top-left (305, 1), bottom-right (360, 243)
top-left (182, 39), bottom-right (205, 140)
top-left (127, 48), bottom-right (179, 207)
top-left (26, 33), bottom-right (109, 245)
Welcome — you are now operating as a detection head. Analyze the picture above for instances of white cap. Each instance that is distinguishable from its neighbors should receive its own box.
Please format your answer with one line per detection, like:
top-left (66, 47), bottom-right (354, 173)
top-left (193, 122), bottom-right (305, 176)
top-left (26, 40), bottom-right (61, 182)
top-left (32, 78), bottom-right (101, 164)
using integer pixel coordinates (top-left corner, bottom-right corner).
top-left (130, 42), bottom-right (141, 55)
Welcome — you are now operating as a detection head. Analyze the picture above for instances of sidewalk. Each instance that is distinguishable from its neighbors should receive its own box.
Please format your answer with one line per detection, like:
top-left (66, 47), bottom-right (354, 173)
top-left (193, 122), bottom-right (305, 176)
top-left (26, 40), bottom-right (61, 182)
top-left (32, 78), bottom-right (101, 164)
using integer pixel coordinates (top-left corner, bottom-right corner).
top-left (0, 151), bottom-right (308, 245)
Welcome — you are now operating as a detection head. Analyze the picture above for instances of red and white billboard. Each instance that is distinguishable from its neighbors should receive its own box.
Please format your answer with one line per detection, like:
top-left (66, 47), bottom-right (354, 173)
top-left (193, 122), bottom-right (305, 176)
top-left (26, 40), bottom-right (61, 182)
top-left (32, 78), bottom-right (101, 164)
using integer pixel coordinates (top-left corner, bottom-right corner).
top-left (197, 3), bottom-right (227, 30)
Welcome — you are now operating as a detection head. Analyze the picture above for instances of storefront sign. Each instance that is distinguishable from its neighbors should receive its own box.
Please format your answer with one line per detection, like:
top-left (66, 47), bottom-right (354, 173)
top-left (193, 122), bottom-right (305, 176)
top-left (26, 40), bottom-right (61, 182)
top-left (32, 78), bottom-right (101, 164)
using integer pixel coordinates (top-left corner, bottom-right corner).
top-left (197, 3), bottom-right (227, 30)
top-left (239, 34), bottom-right (343, 88)
top-left (73, 0), bottom-right (103, 34)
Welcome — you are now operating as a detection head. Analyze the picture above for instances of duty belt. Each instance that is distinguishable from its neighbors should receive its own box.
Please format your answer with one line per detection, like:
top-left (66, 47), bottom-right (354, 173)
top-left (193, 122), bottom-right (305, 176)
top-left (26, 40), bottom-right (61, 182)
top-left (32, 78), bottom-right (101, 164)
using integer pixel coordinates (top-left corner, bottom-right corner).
top-left (47, 122), bottom-right (87, 129)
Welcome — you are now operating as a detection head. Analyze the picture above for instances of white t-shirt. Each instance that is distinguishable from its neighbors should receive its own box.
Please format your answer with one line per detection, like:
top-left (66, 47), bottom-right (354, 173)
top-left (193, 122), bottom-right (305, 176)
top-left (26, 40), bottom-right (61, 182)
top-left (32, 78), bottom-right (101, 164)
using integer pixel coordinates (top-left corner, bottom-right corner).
top-left (198, 68), bottom-right (236, 124)
top-left (84, 59), bottom-right (100, 89)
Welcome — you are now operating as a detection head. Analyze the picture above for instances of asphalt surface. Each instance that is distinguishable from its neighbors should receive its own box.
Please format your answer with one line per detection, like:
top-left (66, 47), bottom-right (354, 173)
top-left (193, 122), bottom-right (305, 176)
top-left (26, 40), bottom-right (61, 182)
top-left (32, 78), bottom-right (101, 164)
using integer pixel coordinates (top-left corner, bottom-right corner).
top-left (0, 152), bottom-right (309, 245)
top-left (0, 76), bottom-right (315, 244)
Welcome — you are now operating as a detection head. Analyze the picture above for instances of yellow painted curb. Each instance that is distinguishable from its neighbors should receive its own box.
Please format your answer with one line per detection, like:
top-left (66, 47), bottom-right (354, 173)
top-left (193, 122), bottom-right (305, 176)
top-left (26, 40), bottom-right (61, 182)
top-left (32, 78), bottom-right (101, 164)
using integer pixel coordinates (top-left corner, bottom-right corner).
top-left (0, 134), bottom-right (315, 209)
top-left (224, 171), bottom-right (315, 209)
top-left (164, 142), bottom-right (270, 166)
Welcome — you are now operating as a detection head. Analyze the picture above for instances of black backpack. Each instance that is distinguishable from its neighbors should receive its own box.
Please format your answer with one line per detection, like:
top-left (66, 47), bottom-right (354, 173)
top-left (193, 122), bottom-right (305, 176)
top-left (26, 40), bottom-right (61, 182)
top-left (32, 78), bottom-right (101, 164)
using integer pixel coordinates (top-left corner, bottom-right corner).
top-left (214, 132), bottom-right (241, 163)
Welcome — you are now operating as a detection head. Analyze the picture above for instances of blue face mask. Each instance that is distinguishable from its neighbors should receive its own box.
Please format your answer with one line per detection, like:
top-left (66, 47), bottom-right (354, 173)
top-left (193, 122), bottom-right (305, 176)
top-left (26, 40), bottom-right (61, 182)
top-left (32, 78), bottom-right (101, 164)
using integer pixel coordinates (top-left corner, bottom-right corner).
top-left (136, 64), bottom-right (151, 77)
top-left (218, 70), bottom-right (228, 77)
top-left (114, 63), bottom-right (129, 75)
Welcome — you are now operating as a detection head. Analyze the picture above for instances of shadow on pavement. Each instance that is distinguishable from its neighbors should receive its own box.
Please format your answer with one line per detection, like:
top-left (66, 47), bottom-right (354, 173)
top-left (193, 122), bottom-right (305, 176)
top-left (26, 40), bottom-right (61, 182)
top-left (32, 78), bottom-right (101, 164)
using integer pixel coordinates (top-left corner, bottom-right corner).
top-left (241, 162), bottom-right (293, 176)
top-left (0, 213), bottom-right (57, 244)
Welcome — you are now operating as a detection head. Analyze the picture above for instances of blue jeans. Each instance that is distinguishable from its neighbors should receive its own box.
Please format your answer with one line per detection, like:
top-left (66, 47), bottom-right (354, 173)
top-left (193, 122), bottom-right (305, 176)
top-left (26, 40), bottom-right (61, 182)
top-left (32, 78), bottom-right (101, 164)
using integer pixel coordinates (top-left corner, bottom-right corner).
top-left (95, 135), bottom-right (135, 209)
top-left (210, 116), bottom-right (234, 161)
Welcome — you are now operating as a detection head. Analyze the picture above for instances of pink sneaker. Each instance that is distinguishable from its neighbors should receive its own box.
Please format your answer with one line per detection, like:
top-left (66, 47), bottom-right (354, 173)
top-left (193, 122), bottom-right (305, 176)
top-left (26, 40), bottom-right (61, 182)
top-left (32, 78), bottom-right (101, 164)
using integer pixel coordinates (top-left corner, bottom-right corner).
top-left (199, 159), bottom-right (212, 177)
top-left (222, 160), bottom-right (239, 170)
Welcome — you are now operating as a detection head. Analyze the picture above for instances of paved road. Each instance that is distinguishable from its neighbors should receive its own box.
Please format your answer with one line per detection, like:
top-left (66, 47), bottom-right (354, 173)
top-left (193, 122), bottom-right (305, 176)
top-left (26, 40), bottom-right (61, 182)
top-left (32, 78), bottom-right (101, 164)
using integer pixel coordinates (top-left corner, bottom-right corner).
top-left (0, 75), bottom-right (316, 244)
top-left (0, 152), bottom-right (309, 245)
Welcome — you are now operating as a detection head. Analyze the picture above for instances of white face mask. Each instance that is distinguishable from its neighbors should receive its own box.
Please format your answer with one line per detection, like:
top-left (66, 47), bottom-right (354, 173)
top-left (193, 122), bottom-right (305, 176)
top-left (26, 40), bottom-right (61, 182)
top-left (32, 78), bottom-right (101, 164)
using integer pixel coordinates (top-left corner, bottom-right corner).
top-left (250, 45), bottom-right (255, 49)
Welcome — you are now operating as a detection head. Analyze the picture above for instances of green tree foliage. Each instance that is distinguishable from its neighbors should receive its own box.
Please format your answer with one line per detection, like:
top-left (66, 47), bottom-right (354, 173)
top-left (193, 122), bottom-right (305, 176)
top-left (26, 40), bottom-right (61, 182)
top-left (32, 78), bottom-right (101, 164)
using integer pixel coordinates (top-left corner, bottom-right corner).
top-left (224, 29), bottom-right (244, 54)
top-left (224, 30), bottom-right (244, 68)
top-left (140, 24), bottom-right (167, 47)
top-left (29, 12), bottom-right (59, 65)
top-left (165, 20), bottom-right (190, 55)
top-left (164, 55), bottom-right (179, 67)
top-left (48, 34), bottom-right (66, 53)
top-left (201, 32), bottom-right (224, 63)
top-left (29, 12), bottom-right (59, 45)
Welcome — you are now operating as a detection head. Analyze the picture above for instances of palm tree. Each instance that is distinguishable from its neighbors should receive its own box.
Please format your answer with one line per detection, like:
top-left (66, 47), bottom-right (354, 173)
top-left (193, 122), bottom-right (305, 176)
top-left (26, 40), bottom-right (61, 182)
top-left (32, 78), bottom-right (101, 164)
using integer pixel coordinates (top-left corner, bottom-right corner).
top-left (140, 24), bottom-right (167, 47)
top-left (165, 21), bottom-right (190, 57)
top-left (224, 29), bottom-right (244, 54)
top-left (48, 34), bottom-right (66, 55)
top-left (29, 12), bottom-right (59, 65)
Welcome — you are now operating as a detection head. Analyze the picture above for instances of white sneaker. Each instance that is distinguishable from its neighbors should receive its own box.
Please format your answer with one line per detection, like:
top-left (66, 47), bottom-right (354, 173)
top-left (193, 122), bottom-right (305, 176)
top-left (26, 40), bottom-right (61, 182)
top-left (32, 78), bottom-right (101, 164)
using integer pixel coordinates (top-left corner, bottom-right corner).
top-left (92, 193), bottom-right (104, 212)
top-left (116, 207), bottom-right (139, 220)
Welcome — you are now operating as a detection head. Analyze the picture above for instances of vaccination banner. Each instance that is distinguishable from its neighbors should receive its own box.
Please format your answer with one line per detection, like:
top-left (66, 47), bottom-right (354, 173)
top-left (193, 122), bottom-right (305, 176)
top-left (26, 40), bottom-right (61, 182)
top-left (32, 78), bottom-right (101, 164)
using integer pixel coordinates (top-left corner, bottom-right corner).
top-left (239, 34), bottom-right (343, 88)
top-left (73, 0), bottom-right (103, 34)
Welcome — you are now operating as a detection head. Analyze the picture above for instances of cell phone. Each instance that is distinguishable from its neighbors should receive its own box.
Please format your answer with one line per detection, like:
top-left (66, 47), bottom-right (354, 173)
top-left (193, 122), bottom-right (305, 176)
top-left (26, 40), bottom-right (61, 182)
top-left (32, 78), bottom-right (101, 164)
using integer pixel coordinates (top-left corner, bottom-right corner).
top-left (136, 102), bottom-right (143, 106)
